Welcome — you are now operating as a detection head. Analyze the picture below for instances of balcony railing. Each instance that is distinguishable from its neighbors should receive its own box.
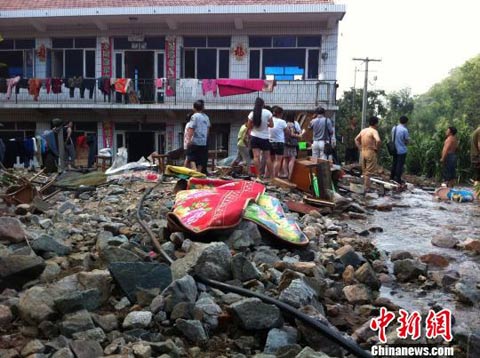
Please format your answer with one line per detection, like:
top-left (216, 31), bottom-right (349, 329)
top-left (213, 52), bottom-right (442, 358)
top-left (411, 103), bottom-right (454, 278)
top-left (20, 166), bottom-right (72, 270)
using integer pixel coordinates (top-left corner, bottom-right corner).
top-left (0, 78), bottom-right (337, 109)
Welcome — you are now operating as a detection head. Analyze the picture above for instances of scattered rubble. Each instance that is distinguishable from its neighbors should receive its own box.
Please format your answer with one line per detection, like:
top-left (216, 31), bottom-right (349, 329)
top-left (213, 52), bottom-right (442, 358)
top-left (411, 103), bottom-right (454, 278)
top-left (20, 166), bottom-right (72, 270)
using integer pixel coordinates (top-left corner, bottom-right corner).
top-left (0, 167), bottom-right (477, 357)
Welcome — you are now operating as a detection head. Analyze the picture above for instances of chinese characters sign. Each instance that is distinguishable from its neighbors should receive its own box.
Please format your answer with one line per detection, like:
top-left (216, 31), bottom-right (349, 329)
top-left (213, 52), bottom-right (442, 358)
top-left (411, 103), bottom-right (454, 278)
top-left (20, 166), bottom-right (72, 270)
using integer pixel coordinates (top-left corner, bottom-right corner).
top-left (165, 36), bottom-right (176, 97)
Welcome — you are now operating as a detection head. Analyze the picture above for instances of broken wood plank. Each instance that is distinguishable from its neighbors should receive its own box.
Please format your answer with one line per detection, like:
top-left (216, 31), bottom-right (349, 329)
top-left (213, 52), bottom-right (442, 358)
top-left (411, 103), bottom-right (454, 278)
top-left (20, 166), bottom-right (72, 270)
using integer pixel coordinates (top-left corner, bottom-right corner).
top-left (271, 177), bottom-right (297, 189)
top-left (303, 195), bottom-right (335, 208)
top-left (286, 201), bottom-right (320, 215)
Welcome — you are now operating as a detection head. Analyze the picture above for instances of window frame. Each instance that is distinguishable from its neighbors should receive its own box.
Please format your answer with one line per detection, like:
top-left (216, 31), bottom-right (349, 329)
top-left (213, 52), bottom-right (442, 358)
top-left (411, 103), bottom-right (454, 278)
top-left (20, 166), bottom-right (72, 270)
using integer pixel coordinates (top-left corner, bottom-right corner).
top-left (0, 39), bottom-right (36, 77)
top-left (50, 41), bottom-right (97, 78)
top-left (183, 36), bottom-right (231, 79)
top-left (247, 35), bottom-right (322, 80)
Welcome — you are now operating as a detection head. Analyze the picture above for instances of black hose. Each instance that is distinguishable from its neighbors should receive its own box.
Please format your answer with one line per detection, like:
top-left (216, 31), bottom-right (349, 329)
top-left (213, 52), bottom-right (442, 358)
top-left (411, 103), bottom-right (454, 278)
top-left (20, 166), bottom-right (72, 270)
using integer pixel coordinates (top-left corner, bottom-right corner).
top-left (195, 275), bottom-right (372, 358)
top-left (136, 180), bottom-right (372, 358)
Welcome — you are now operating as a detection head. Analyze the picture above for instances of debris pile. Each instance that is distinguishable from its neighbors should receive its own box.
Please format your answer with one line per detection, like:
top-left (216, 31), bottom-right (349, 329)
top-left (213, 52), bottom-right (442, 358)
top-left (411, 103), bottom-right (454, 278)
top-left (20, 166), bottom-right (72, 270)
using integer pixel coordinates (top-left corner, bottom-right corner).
top-left (0, 166), bottom-right (477, 357)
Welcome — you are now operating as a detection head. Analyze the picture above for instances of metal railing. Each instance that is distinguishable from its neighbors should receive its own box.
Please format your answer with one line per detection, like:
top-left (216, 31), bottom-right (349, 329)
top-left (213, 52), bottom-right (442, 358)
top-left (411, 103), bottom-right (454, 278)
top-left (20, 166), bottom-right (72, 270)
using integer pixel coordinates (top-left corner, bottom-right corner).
top-left (0, 78), bottom-right (336, 108)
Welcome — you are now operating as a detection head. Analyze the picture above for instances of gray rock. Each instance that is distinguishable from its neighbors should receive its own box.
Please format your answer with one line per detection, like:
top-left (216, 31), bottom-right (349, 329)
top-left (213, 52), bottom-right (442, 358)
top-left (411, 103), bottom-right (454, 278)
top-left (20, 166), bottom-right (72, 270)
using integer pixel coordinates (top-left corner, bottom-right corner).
top-left (108, 262), bottom-right (172, 303)
top-left (342, 284), bottom-right (373, 304)
top-left (21, 339), bottom-right (45, 356)
top-left (335, 245), bottom-right (365, 268)
top-left (393, 259), bottom-right (428, 282)
top-left (194, 293), bottom-right (222, 330)
top-left (60, 310), bottom-right (95, 337)
top-left (77, 270), bottom-right (113, 304)
top-left (39, 218), bottom-right (53, 229)
top-left (0, 217), bottom-right (27, 243)
top-left (171, 242), bottom-right (232, 281)
top-left (31, 234), bottom-right (71, 256)
top-left (230, 298), bottom-right (283, 330)
top-left (295, 306), bottom-right (343, 357)
top-left (0, 254), bottom-right (45, 290)
top-left (54, 289), bottom-right (102, 314)
top-left (91, 313), bottom-right (118, 332)
top-left (161, 275), bottom-right (198, 314)
top-left (455, 281), bottom-right (480, 305)
top-left (58, 201), bottom-right (78, 214)
top-left (238, 220), bottom-right (262, 242)
top-left (171, 302), bottom-right (195, 321)
top-left (175, 319), bottom-right (208, 343)
top-left (354, 263), bottom-right (381, 290)
top-left (132, 342), bottom-right (152, 358)
top-left (0, 349), bottom-right (19, 358)
top-left (69, 340), bottom-right (103, 358)
top-left (71, 327), bottom-right (106, 342)
top-left (390, 250), bottom-right (414, 261)
top-left (122, 311), bottom-right (152, 329)
top-left (264, 327), bottom-right (297, 354)
top-left (227, 230), bottom-right (255, 251)
top-left (40, 261), bottom-right (62, 283)
top-left (51, 348), bottom-right (75, 358)
top-left (232, 253), bottom-right (262, 282)
top-left (18, 286), bottom-right (56, 324)
top-left (0, 304), bottom-right (13, 326)
top-left (295, 347), bottom-right (331, 358)
top-left (279, 279), bottom-right (320, 309)
top-left (253, 248), bottom-right (279, 266)
top-left (99, 246), bottom-right (143, 264)
top-left (431, 235), bottom-right (458, 248)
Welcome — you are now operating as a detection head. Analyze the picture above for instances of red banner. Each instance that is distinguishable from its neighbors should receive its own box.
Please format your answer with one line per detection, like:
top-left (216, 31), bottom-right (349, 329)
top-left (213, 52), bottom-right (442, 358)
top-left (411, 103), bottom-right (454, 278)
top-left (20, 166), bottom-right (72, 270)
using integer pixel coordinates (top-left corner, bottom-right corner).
top-left (101, 37), bottom-right (112, 77)
top-left (165, 36), bottom-right (176, 96)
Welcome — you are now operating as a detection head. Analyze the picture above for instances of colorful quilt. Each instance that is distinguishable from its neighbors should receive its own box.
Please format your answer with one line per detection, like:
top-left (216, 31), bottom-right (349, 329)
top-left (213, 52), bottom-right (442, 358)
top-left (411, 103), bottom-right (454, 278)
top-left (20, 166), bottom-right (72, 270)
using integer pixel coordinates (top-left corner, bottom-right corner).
top-left (167, 178), bottom-right (309, 246)
top-left (244, 195), bottom-right (309, 246)
top-left (167, 179), bottom-right (265, 233)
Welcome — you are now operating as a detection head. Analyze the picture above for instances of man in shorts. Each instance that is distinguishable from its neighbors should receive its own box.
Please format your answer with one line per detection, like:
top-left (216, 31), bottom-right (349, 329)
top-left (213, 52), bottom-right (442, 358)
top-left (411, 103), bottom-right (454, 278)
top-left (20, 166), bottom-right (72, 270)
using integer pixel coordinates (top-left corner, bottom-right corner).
top-left (355, 116), bottom-right (381, 192)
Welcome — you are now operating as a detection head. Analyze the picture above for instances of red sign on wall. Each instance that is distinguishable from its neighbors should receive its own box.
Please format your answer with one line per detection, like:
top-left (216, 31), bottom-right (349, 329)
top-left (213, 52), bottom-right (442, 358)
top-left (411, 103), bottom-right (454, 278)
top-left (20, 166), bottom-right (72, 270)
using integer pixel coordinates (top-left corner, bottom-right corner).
top-left (101, 37), bottom-right (112, 77)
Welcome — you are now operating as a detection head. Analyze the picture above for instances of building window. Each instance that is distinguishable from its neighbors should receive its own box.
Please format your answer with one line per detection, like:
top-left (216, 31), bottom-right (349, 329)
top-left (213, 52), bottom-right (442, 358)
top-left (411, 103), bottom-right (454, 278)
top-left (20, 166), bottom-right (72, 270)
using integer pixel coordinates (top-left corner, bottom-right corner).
top-left (183, 37), bottom-right (231, 79)
top-left (51, 38), bottom-right (96, 78)
top-left (248, 35), bottom-right (322, 80)
top-left (0, 38), bottom-right (35, 77)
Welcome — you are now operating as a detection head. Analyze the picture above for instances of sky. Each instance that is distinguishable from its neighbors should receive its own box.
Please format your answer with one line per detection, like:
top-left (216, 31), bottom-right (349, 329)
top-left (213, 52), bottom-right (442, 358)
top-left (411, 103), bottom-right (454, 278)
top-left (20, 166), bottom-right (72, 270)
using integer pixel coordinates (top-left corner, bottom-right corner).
top-left (336, 0), bottom-right (480, 97)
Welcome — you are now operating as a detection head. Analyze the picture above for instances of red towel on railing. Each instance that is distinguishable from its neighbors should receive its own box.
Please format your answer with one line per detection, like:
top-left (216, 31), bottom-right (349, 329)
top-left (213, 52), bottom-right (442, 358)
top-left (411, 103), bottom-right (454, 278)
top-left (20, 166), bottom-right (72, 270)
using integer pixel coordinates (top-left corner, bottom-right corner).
top-left (202, 79), bottom-right (217, 96)
top-left (113, 78), bottom-right (131, 94)
top-left (52, 78), bottom-right (62, 94)
top-left (28, 78), bottom-right (42, 101)
top-left (216, 79), bottom-right (265, 97)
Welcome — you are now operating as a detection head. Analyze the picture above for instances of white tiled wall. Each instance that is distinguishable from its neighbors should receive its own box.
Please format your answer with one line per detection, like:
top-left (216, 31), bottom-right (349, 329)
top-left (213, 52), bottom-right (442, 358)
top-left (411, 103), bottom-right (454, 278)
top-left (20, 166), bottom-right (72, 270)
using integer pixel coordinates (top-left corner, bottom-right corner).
top-left (230, 35), bottom-right (249, 79)
top-left (34, 38), bottom-right (50, 78)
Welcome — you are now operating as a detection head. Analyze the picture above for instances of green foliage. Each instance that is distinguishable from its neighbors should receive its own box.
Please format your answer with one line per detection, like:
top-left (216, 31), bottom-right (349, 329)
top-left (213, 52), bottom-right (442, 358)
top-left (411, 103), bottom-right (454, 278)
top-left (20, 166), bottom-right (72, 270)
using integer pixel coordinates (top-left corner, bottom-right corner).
top-left (337, 55), bottom-right (480, 184)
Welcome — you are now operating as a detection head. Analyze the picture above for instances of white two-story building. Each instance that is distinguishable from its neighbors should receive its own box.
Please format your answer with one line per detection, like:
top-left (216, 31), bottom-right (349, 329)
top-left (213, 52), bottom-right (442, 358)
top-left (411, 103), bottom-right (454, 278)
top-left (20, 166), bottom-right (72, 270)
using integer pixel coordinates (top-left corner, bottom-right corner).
top-left (0, 0), bottom-right (345, 163)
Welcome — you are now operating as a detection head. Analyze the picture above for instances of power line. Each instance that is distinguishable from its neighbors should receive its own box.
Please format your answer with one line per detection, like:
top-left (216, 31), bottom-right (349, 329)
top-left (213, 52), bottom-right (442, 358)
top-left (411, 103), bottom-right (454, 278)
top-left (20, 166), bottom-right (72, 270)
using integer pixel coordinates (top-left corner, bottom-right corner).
top-left (353, 57), bottom-right (382, 129)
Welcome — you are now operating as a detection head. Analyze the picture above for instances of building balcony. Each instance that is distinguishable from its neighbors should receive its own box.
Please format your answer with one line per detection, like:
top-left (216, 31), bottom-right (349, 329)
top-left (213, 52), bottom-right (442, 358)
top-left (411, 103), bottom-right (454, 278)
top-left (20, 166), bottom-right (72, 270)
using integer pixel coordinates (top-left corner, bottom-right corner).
top-left (0, 79), bottom-right (337, 111)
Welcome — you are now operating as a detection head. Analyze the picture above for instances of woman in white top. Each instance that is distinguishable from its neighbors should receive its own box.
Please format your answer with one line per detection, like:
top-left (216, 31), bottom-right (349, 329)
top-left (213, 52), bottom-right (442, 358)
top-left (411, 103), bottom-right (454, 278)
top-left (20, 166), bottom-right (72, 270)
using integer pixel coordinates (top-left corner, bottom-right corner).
top-left (269, 106), bottom-right (288, 178)
top-left (248, 97), bottom-right (273, 179)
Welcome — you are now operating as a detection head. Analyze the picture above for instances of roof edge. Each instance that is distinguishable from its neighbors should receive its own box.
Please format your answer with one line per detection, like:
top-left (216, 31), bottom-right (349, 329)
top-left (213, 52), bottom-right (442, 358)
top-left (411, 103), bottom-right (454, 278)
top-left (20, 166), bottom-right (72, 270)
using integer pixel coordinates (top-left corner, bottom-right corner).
top-left (0, 3), bottom-right (346, 19)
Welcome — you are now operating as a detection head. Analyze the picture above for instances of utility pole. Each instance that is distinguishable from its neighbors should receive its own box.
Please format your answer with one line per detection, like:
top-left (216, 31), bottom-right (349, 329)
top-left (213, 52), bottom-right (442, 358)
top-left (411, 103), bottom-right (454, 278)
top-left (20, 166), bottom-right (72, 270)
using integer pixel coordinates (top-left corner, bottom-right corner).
top-left (353, 57), bottom-right (381, 129)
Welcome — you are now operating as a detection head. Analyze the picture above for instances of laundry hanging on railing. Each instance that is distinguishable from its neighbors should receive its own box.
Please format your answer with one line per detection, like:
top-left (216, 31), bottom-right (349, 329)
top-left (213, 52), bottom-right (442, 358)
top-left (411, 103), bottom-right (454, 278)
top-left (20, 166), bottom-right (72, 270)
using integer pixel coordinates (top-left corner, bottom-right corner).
top-left (113, 78), bottom-right (131, 94)
top-left (155, 78), bottom-right (165, 89)
top-left (179, 78), bottom-right (198, 97)
top-left (28, 78), bottom-right (42, 101)
top-left (202, 79), bottom-right (217, 97)
top-left (6, 76), bottom-right (20, 100)
top-left (216, 79), bottom-right (277, 97)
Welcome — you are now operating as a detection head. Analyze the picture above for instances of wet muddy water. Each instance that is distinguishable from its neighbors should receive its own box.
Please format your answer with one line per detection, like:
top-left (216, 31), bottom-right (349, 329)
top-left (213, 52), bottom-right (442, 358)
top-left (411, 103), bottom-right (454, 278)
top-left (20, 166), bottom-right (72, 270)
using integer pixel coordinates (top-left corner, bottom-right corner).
top-left (348, 188), bottom-right (480, 331)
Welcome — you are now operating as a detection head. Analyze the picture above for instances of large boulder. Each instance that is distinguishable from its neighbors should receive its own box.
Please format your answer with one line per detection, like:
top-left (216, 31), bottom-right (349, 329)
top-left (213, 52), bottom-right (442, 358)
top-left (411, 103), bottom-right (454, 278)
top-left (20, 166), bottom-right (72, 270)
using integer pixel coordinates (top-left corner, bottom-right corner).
top-left (232, 253), bottom-right (261, 282)
top-left (18, 286), bottom-right (56, 324)
top-left (431, 235), bottom-right (458, 248)
top-left (161, 275), bottom-right (198, 314)
top-left (171, 242), bottom-right (232, 281)
top-left (279, 279), bottom-right (321, 310)
top-left (0, 254), bottom-right (45, 290)
top-left (31, 234), bottom-right (71, 256)
top-left (342, 284), bottom-right (373, 304)
top-left (354, 263), bottom-right (381, 290)
top-left (393, 259), bottom-right (427, 282)
top-left (230, 298), bottom-right (283, 330)
top-left (0, 217), bottom-right (27, 243)
top-left (109, 262), bottom-right (172, 303)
